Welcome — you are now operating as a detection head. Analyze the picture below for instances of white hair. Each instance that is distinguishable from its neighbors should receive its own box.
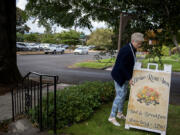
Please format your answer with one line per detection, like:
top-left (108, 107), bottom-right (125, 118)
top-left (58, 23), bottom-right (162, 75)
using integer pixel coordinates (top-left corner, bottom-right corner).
top-left (131, 32), bottom-right (144, 43)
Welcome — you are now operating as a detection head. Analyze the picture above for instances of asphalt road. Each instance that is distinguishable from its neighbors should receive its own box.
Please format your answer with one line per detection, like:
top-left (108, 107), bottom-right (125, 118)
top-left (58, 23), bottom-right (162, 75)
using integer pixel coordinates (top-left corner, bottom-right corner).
top-left (17, 52), bottom-right (180, 104)
top-left (17, 52), bottom-right (112, 84)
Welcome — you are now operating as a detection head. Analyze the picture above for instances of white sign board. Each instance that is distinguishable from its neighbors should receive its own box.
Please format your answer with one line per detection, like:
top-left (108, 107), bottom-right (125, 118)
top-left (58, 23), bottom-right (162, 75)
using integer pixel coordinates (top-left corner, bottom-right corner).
top-left (125, 62), bottom-right (172, 135)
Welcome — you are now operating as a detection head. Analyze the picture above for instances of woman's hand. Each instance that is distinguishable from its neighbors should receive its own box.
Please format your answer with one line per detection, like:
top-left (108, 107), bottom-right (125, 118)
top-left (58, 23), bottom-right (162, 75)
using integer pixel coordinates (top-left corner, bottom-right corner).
top-left (129, 79), bottom-right (134, 86)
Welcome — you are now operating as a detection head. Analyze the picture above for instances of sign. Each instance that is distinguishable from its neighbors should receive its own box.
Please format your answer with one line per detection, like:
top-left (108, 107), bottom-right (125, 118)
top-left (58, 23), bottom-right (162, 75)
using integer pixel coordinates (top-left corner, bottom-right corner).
top-left (80, 34), bottom-right (85, 39)
top-left (125, 62), bottom-right (172, 135)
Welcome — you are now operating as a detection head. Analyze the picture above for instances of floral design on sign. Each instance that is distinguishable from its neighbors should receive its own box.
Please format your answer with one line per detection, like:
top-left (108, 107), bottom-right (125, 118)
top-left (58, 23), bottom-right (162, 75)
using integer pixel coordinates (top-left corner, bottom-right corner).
top-left (137, 86), bottom-right (159, 106)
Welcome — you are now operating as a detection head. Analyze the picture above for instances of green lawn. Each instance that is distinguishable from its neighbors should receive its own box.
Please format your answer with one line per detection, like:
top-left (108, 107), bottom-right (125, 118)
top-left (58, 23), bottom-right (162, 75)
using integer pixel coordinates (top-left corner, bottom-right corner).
top-left (141, 55), bottom-right (180, 72)
top-left (49, 102), bottom-right (180, 135)
top-left (73, 54), bottom-right (180, 72)
top-left (74, 58), bottom-right (115, 69)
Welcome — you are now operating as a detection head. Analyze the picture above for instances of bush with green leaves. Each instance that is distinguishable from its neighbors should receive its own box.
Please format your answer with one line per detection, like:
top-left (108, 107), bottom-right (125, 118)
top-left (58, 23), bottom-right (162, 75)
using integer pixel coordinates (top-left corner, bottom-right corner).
top-left (30, 81), bottom-right (118, 129)
top-left (162, 45), bottom-right (170, 56)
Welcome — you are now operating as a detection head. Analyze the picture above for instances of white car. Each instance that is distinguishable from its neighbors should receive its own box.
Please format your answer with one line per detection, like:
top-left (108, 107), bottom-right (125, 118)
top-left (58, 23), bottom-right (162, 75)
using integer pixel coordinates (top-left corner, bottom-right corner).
top-left (74, 47), bottom-right (88, 55)
top-left (16, 42), bottom-right (29, 51)
top-left (44, 44), bottom-right (65, 54)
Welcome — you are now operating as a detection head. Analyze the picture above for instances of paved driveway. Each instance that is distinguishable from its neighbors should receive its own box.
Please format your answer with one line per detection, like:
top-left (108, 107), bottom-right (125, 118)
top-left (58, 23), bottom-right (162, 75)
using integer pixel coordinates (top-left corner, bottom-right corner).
top-left (17, 52), bottom-right (112, 84)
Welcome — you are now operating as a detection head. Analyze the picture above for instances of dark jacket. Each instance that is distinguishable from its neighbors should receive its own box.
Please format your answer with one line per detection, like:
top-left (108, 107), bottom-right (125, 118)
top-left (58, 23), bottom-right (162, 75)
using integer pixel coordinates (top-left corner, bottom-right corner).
top-left (111, 43), bottom-right (136, 86)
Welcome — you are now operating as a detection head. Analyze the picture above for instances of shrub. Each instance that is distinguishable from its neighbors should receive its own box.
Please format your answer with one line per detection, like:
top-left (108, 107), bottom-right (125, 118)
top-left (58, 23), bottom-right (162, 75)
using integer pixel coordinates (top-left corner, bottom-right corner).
top-left (162, 45), bottom-right (170, 56)
top-left (30, 81), bottom-right (115, 129)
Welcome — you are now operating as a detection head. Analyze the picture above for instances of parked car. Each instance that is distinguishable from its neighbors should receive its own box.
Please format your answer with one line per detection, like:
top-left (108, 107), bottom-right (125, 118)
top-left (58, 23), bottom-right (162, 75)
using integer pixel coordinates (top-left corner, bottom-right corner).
top-left (16, 42), bottom-right (29, 51)
top-left (88, 45), bottom-right (95, 50)
top-left (62, 44), bottom-right (69, 49)
top-left (44, 44), bottom-right (65, 54)
top-left (74, 47), bottom-right (88, 55)
top-left (39, 43), bottom-right (50, 50)
top-left (26, 44), bottom-right (39, 51)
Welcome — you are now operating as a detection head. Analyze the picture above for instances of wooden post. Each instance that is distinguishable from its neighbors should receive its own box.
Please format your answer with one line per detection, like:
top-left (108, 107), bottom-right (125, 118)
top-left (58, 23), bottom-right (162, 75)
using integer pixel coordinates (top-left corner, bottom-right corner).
top-left (118, 13), bottom-right (123, 51)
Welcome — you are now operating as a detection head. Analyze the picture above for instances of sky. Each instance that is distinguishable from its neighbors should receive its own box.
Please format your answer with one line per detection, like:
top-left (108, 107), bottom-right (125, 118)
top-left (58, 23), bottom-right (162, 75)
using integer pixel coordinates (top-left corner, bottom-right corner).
top-left (16, 0), bottom-right (107, 35)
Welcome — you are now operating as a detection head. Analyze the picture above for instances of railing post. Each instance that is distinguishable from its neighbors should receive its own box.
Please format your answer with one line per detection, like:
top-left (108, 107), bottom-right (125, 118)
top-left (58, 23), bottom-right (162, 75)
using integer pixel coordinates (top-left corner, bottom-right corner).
top-left (46, 83), bottom-right (49, 128)
top-left (11, 88), bottom-right (15, 121)
top-left (54, 76), bottom-right (57, 135)
top-left (40, 75), bottom-right (43, 131)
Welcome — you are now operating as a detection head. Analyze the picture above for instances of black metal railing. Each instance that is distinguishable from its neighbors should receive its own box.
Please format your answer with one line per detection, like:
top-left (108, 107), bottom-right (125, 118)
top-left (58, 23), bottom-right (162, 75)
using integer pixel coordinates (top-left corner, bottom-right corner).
top-left (11, 72), bottom-right (58, 134)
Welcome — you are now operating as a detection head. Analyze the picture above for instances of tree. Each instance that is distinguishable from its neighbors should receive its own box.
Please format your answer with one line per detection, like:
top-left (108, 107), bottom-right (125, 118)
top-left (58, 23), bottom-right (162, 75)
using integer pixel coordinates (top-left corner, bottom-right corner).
top-left (24, 33), bottom-right (40, 42)
top-left (59, 30), bottom-right (81, 45)
top-left (16, 7), bottom-right (30, 34)
top-left (0, 1), bottom-right (21, 83)
top-left (87, 28), bottom-right (113, 50)
top-left (16, 32), bottom-right (24, 42)
top-left (41, 33), bottom-right (57, 44)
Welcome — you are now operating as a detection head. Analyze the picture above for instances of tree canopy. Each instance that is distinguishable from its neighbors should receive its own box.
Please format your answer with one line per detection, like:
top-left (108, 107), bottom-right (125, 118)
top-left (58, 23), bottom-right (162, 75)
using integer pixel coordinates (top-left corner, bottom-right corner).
top-left (17, 30), bottom-right (82, 45)
top-left (59, 30), bottom-right (81, 45)
top-left (87, 28), bottom-right (113, 50)
top-left (26, 0), bottom-right (180, 51)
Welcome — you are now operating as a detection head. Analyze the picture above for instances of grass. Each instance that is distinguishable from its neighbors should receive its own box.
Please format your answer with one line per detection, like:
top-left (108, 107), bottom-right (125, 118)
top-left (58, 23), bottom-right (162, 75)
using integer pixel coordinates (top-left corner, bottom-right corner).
top-left (49, 102), bottom-right (180, 135)
top-left (141, 54), bottom-right (180, 72)
top-left (73, 58), bottom-right (115, 69)
top-left (73, 54), bottom-right (180, 72)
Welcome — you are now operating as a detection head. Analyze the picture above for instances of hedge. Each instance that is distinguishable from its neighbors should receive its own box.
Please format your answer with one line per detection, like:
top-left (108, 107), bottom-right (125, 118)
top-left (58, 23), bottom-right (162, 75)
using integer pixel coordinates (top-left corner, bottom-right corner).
top-left (29, 81), bottom-right (117, 129)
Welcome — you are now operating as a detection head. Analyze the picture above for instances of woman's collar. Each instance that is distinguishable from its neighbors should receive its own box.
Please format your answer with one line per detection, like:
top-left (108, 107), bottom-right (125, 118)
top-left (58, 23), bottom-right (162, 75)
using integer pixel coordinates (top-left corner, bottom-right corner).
top-left (130, 43), bottom-right (137, 52)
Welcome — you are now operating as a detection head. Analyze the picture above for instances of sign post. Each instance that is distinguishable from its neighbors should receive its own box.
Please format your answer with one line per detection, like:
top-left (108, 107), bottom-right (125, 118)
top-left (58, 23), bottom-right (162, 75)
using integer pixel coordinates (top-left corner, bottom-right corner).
top-left (125, 62), bottom-right (172, 135)
top-left (79, 33), bottom-right (86, 46)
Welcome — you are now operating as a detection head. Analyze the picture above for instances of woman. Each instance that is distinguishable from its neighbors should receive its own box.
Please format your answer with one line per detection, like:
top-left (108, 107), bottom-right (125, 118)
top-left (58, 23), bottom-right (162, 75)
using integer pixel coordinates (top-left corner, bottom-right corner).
top-left (108, 32), bottom-right (144, 126)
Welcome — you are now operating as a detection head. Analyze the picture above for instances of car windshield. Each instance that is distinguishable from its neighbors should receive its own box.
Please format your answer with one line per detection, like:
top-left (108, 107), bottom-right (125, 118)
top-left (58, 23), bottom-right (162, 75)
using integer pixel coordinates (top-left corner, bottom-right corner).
top-left (76, 48), bottom-right (83, 50)
top-left (49, 44), bottom-right (56, 47)
top-left (17, 43), bottom-right (26, 46)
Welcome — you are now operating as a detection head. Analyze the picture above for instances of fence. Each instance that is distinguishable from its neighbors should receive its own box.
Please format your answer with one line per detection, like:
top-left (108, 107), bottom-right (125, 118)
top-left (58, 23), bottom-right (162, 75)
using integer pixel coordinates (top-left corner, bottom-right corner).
top-left (11, 72), bottom-right (58, 134)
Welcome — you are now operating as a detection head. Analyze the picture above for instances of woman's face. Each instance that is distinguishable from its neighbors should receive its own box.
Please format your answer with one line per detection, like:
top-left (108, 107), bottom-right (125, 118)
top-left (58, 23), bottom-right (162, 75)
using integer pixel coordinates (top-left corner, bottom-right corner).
top-left (132, 40), bottom-right (143, 49)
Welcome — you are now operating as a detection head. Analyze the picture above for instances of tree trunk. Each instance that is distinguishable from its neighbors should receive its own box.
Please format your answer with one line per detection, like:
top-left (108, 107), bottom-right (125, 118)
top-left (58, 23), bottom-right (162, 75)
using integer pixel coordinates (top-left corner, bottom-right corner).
top-left (117, 13), bottom-right (123, 51)
top-left (172, 35), bottom-right (180, 53)
top-left (118, 13), bottom-right (132, 51)
top-left (169, 48), bottom-right (171, 56)
top-left (0, 1), bottom-right (22, 84)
